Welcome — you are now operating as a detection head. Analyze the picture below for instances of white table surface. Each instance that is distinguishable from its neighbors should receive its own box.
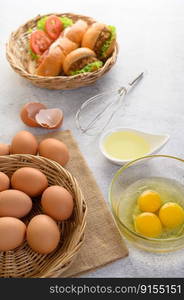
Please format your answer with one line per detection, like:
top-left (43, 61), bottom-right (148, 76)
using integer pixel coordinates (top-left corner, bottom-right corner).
top-left (1, 0), bottom-right (184, 278)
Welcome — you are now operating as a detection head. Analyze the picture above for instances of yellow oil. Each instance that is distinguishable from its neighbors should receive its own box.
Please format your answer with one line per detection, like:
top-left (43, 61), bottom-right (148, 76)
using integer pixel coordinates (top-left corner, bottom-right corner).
top-left (103, 131), bottom-right (151, 160)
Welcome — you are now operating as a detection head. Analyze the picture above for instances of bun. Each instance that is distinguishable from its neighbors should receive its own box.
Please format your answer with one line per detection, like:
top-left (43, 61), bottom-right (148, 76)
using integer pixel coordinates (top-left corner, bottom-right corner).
top-left (36, 46), bottom-right (65, 76)
top-left (63, 47), bottom-right (96, 75)
top-left (63, 20), bottom-right (88, 44)
top-left (51, 36), bottom-right (78, 55)
top-left (82, 22), bottom-right (105, 49)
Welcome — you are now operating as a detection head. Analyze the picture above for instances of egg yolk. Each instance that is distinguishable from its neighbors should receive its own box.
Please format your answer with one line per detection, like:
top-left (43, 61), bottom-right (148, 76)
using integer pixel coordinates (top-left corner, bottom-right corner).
top-left (138, 190), bottom-right (162, 212)
top-left (159, 202), bottom-right (184, 228)
top-left (134, 212), bottom-right (162, 237)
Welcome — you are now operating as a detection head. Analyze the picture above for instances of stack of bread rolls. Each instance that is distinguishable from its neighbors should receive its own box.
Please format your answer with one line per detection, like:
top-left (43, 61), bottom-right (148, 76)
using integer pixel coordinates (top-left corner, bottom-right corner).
top-left (29, 15), bottom-right (116, 77)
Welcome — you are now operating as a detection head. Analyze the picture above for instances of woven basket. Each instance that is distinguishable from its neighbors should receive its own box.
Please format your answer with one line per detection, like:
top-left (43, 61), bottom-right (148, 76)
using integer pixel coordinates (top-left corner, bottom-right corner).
top-left (0, 154), bottom-right (87, 278)
top-left (6, 13), bottom-right (118, 90)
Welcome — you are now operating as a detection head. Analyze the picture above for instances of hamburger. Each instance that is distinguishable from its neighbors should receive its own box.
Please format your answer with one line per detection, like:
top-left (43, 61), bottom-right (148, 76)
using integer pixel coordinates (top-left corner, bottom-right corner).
top-left (63, 47), bottom-right (103, 76)
top-left (82, 22), bottom-right (116, 59)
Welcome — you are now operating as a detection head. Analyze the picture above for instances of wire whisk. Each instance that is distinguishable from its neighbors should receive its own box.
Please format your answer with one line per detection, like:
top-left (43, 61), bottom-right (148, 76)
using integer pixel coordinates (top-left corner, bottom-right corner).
top-left (76, 72), bottom-right (144, 136)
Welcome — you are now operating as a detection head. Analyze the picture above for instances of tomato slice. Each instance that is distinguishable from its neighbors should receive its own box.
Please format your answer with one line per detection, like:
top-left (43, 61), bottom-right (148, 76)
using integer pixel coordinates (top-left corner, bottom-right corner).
top-left (30, 30), bottom-right (52, 55)
top-left (45, 15), bottom-right (62, 40)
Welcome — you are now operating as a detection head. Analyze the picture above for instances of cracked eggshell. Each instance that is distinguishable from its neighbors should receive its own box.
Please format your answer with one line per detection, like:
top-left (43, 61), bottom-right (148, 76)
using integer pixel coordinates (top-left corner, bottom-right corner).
top-left (20, 102), bottom-right (47, 127)
top-left (35, 108), bottom-right (64, 129)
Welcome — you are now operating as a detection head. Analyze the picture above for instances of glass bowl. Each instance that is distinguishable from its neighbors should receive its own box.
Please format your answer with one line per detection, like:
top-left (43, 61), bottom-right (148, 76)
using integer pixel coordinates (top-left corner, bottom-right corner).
top-left (109, 155), bottom-right (184, 253)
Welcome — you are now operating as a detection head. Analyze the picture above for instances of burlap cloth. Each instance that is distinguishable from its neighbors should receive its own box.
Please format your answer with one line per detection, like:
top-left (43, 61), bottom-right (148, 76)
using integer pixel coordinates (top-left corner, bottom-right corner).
top-left (38, 130), bottom-right (128, 277)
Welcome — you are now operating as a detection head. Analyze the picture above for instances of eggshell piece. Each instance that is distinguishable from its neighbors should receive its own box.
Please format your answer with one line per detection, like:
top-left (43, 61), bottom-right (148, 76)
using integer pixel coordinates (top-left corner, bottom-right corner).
top-left (0, 172), bottom-right (10, 192)
top-left (0, 217), bottom-right (26, 251)
top-left (41, 186), bottom-right (74, 221)
top-left (20, 102), bottom-right (47, 127)
top-left (26, 215), bottom-right (60, 254)
top-left (11, 167), bottom-right (48, 197)
top-left (0, 190), bottom-right (32, 218)
top-left (11, 131), bottom-right (38, 155)
top-left (38, 138), bottom-right (69, 166)
top-left (0, 144), bottom-right (10, 155)
top-left (35, 108), bottom-right (64, 129)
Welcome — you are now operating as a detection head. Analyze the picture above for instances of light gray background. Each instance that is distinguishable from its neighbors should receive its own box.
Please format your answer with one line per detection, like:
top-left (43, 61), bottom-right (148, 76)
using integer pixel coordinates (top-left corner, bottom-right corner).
top-left (1, 0), bottom-right (184, 277)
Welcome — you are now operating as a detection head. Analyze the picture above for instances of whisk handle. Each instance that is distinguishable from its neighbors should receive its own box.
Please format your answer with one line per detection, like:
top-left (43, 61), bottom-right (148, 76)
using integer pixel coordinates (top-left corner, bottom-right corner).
top-left (119, 72), bottom-right (144, 95)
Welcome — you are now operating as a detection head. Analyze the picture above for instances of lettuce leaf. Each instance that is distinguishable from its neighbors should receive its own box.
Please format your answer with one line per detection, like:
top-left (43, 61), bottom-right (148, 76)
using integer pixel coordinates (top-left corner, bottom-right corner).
top-left (101, 25), bottom-right (116, 57)
top-left (27, 28), bottom-right (33, 33)
top-left (37, 16), bottom-right (73, 31)
top-left (28, 48), bottom-right (39, 60)
top-left (37, 16), bottom-right (48, 30)
top-left (60, 17), bottom-right (73, 28)
top-left (70, 60), bottom-right (103, 75)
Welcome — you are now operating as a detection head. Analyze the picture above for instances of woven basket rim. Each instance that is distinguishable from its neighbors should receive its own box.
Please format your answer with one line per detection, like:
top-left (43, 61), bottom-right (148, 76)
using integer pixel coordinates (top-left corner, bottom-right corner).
top-left (0, 154), bottom-right (87, 278)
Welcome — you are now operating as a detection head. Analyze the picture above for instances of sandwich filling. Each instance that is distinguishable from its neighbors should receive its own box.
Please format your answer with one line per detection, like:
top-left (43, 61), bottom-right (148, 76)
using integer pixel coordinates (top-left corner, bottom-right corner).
top-left (94, 25), bottom-right (116, 58)
top-left (69, 56), bottom-right (103, 75)
top-left (94, 27), bottom-right (111, 56)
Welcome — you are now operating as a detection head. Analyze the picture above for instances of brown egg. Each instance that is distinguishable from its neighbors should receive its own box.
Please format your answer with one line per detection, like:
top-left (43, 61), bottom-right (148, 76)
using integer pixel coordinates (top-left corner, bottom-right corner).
top-left (11, 167), bottom-right (48, 197)
top-left (26, 215), bottom-right (60, 254)
top-left (0, 172), bottom-right (10, 192)
top-left (20, 102), bottom-right (47, 127)
top-left (0, 217), bottom-right (26, 251)
top-left (0, 143), bottom-right (10, 155)
top-left (11, 130), bottom-right (38, 155)
top-left (0, 190), bottom-right (32, 218)
top-left (38, 138), bottom-right (69, 166)
top-left (41, 186), bottom-right (74, 221)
